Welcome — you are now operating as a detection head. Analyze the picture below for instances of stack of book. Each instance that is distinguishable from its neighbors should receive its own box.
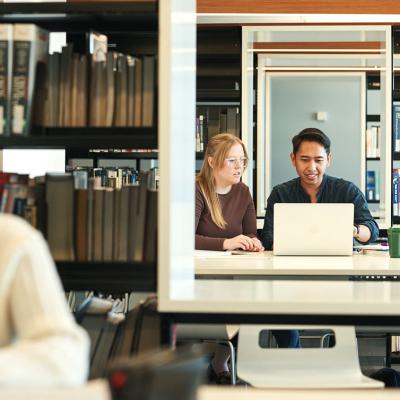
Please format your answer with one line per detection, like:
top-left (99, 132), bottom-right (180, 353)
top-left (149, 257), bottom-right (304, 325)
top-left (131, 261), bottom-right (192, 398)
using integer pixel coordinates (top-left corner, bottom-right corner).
top-left (0, 23), bottom-right (156, 135)
top-left (0, 168), bottom-right (158, 263)
top-left (196, 105), bottom-right (240, 147)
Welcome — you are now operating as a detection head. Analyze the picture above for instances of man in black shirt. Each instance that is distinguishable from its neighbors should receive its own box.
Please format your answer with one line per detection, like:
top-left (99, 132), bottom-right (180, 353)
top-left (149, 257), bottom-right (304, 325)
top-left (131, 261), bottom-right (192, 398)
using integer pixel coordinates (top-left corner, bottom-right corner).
top-left (261, 128), bottom-right (379, 251)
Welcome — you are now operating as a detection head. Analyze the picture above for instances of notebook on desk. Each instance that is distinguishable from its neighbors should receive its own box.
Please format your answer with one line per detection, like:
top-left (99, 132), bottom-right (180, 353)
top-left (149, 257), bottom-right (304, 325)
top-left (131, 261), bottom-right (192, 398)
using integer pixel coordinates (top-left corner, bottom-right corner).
top-left (273, 203), bottom-right (354, 256)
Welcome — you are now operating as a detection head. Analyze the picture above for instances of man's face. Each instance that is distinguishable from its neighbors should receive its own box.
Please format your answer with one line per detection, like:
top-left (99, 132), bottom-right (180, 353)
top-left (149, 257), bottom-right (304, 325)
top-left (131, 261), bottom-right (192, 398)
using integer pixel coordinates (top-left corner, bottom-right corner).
top-left (290, 140), bottom-right (331, 190)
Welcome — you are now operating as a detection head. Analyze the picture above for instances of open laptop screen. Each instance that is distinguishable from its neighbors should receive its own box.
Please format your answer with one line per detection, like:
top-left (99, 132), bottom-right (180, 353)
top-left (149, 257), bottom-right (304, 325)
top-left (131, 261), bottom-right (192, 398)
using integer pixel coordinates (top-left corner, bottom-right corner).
top-left (273, 203), bottom-right (354, 256)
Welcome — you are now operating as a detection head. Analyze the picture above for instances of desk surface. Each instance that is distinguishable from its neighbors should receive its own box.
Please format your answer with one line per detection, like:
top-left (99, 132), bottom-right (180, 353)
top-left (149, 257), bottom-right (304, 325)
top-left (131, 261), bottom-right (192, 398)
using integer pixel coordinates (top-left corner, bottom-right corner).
top-left (198, 386), bottom-right (400, 400)
top-left (195, 250), bottom-right (400, 277)
top-left (162, 278), bottom-right (400, 321)
top-left (0, 380), bottom-right (109, 400)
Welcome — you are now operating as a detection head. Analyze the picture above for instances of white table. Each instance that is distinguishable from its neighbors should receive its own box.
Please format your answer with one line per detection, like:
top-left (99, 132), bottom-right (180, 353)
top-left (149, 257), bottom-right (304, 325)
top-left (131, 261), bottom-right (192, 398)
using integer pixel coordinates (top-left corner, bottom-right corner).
top-left (0, 380), bottom-right (110, 400)
top-left (195, 250), bottom-right (400, 279)
top-left (198, 386), bottom-right (400, 400)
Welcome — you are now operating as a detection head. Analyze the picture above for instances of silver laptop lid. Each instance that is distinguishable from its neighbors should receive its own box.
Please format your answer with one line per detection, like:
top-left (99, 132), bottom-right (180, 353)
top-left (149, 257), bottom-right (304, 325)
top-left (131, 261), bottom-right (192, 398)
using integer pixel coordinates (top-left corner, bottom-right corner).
top-left (273, 203), bottom-right (354, 256)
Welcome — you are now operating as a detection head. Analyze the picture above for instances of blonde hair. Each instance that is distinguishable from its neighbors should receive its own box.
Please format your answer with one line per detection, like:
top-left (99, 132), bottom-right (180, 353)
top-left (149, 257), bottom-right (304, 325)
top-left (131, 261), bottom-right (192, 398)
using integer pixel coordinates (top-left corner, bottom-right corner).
top-left (196, 133), bottom-right (248, 229)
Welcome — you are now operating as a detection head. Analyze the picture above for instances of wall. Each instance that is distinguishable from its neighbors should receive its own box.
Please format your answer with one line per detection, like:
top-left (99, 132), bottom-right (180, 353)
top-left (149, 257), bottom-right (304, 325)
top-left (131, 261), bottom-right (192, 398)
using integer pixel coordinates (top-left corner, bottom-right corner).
top-left (197, 0), bottom-right (400, 14)
top-left (269, 74), bottom-right (362, 189)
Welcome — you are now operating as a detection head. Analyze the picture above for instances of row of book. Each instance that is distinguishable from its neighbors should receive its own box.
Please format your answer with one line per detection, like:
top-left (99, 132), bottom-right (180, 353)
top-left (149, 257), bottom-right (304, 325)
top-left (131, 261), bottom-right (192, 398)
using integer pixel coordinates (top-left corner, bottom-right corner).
top-left (0, 168), bottom-right (158, 263)
top-left (195, 105), bottom-right (240, 151)
top-left (394, 103), bottom-right (400, 153)
top-left (365, 126), bottom-right (381, 158)
top-left (46, 44), bottom-right (155, 128)
top-left (0, 23), bottom-right (156, 136)
top-left (366, 170), bottom-right (380, 202)
top-left (196, 115), bottom-right (205, 152)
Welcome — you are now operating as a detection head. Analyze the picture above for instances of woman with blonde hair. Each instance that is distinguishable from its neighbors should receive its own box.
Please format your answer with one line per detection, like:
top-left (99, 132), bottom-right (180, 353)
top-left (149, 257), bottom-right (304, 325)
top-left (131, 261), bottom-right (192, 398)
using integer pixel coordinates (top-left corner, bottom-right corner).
top-left (195, 133), bottom-right (263, 384)
top-left (196, 133), bottom-right (263, 252)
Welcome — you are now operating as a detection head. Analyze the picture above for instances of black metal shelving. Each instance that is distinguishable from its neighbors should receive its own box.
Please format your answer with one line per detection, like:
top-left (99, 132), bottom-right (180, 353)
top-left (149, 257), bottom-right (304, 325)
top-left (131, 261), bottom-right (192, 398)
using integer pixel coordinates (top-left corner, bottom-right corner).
top-left (56, 261), bottom-right (156, 292)
top-left (2, 2), bottom-right (159, 292)
top-left (0, 127), bottom-right (157, 149)
top-left (366, 157), bottom-right (380, 161)
top-left (0, 1), bottom-right (157, 15)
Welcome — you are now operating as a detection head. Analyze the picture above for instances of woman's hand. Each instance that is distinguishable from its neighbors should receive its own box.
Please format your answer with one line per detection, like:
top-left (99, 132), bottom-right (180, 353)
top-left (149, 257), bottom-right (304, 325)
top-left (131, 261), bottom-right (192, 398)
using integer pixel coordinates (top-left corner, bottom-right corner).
top-left (250, 237), bottom-right (264, 252)
top-left (223, 235), bottom-right (264, 251)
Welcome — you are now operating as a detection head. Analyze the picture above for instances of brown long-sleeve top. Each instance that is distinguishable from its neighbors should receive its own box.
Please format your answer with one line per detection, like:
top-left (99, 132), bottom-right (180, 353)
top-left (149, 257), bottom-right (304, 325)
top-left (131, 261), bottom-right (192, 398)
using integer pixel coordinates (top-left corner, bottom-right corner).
top-left (195, 182), bottom-right (257, 251)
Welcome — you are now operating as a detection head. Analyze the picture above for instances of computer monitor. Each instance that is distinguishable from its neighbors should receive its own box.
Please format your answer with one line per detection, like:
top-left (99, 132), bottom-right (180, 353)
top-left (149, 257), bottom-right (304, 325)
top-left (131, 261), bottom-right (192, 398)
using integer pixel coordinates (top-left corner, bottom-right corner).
top-left (273, 203), bottom-right (354, 256)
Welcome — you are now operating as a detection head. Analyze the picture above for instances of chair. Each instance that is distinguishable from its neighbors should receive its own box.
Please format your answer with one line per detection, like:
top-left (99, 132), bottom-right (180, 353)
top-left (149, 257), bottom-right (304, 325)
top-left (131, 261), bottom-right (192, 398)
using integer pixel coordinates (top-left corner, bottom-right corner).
top-left (237, 324), bottom-right (384, 388)
top-left (175, 324), bottom-right (239, 384)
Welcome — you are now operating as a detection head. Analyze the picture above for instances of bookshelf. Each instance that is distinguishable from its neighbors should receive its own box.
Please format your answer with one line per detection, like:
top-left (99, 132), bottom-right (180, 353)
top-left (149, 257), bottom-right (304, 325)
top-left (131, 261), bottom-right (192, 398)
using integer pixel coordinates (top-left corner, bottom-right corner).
top-left (365, 73), bottom-right (382, 210)
top-left (393, 27), bottom-right (400, 225)
top-left (195, 26), bottom-right (241, 155)
top-left (0, 1), bottom-right (159, 292)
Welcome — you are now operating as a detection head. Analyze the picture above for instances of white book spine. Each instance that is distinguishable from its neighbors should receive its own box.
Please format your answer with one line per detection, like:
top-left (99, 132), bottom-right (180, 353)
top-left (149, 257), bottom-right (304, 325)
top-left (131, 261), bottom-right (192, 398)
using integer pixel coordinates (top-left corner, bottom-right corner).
top-left (11, 24), bottom-right (49, 135)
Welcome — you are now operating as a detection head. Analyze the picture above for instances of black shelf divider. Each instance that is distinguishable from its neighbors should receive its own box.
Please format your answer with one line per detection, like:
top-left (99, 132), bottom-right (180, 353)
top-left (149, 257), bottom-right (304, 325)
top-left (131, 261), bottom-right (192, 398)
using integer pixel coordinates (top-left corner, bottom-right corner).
top-left (366, 114), bottom-right (380, 123)
top-left (87, 151), bottom-right (159, 159)
top-left (367, 200), bottom-right (380, 204)
top-left (0, 127), bottom-right (157, 149)
top-left (0, 1), bottom-right (157, 15)
top-left (56, 261), bottom-right (156, 292)
top-left (366, 157), bottom-right (380, 161)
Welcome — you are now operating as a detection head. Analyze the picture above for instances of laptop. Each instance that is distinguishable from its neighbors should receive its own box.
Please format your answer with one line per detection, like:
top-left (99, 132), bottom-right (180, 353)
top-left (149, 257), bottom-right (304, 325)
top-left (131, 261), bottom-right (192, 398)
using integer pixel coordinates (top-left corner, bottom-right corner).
top-left (273, 203), bottom-right (354, 256)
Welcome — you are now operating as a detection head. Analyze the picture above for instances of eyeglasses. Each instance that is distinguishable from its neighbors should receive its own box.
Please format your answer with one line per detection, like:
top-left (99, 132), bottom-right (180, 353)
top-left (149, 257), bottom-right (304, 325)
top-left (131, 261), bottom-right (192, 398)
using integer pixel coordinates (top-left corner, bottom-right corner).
top-left (225, 157), bottom-right (248, 168)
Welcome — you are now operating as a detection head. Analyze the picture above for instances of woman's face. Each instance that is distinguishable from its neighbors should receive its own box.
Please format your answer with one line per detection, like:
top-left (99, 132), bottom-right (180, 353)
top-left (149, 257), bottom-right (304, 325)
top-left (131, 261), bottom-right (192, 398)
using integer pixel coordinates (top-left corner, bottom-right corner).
top-left (210, 143), bottom-right (247, 187)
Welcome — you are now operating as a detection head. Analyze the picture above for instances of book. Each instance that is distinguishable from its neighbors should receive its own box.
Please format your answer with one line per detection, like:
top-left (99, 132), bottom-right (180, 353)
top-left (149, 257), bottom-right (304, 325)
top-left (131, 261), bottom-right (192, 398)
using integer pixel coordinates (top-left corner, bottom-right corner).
top-left (93, 188), bottom-right (104, 261)
top-left (366, 170), bottom-right (376, 201)
top-left (0, 24), bottom-right (13, 135)
top-left (144, 188), bottom-right (157, 263)
top-left (45, 173), bottom-right (75, 261)
top-left (89, 58), bottom-right (107, 126)
top-left (58, 44), bottom-right (73, 126)
top-left (103, 187), bottom-right (114, 261)
top-left (133, 57), bottom-right (142, 127)
top-left (75, 189), bottom-right (88, 262)
top-left (76, 54), bottom-right (88, 127)
top-left (226, 107), bottom-right (237, 136)
top-left (142, 56), bottom-right (155, 127)
top-left (105, 52), bottom-right (117, 127)
top-left (394, 169), bottom-right (399, 217)
top-left (126, 55), bottom-right (136, 126)
top-left (46, 51), bottom-right (61, 127)
top-left (131, 172), bottom-right (148, 262)
top-left (113, 186), bottom-right (129, 262)
top-left (393, 103), bottom-right (400, 153)
top-left (114, 53), bottom-right (127, 127)
top-left (11, 24), bottom-right (49, 135)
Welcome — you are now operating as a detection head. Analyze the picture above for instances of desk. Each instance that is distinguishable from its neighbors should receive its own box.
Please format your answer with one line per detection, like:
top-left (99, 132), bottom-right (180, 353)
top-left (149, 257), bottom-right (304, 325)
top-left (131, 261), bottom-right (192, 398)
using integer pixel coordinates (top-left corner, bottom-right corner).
top-left (198, 386), bottom-right (400, 400)
top-left (195, 251), bottom-right (400, 279)
top-left (162, 278), bottom-right (400, 325)
top-left (0, 380), bottom-right (110, 400)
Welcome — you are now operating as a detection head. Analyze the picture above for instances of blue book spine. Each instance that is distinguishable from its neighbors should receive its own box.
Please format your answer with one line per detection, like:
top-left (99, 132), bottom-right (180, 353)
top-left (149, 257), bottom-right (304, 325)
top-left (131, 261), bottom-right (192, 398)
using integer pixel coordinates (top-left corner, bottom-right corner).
top-left (366, 170), bottom-right (376, 201)
top-left (394, 169), bottom-right (399, 216)
top-left (393, 104), bottom-right (400, 152)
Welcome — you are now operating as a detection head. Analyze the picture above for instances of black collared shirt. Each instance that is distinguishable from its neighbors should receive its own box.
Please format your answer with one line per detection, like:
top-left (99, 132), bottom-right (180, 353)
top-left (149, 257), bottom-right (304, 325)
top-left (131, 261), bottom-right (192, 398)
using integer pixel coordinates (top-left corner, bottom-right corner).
top-left (260, 175), bottom-right (379, 250)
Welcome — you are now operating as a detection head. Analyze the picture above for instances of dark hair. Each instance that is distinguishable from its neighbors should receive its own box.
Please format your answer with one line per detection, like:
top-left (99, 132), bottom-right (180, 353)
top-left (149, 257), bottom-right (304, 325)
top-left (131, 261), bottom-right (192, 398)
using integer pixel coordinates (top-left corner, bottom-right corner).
top-left (292, 128), bottom-right (331, 155)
